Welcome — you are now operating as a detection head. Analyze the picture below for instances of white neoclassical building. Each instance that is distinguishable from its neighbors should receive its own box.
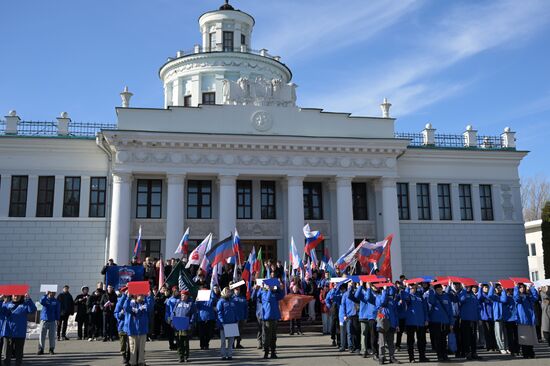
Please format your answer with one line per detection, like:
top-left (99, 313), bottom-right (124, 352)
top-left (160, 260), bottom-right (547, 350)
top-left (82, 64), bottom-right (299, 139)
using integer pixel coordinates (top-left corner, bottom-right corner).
top-left (0, 2), bottom-right (529, 294)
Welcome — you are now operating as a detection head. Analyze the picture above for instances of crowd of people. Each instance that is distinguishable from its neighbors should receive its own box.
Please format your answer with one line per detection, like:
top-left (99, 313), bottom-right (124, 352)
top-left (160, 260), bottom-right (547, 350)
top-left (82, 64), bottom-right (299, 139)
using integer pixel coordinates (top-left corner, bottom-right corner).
top-left (1, 255), bottom-right (550, 366)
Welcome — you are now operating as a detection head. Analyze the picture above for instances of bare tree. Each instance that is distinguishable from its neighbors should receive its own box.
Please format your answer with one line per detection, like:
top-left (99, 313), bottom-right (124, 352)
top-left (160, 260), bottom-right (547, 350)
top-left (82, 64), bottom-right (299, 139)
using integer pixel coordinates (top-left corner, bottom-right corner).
top-left (521, 174), bottom-right (550, 221)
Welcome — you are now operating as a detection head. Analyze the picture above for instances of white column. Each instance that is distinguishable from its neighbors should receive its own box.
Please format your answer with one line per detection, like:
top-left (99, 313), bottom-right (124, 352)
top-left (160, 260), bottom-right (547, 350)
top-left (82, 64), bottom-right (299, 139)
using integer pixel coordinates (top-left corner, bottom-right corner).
top-left (287, 175), bottom-right (305, 253)
top-left (471, 184), bottom-right (482, 221)
top-left (218, 175), bottom-right (237, 240)
top-left (335, 176), bottom-right (355, 256)
top-left (0, 174), bottom-right (11, 217)
top-left (492, 184), bottom-right (504, 221)
top-left (26, 175), bottom-right (38, 217)
top-left (79, 176), bottom-right (91, 218)
top-left (166, 174), bottom-right (185, 256)
top-left (53, 175), bottom-right (65, 217)
top-left (380, 177), bottom-right (403, 279)
top-left (408, 182), bottom-right (418, 220)
top-left (172, 78), bottom-right (184, 106)
top-left (109, 172), bottom-right (132, 265)
top-left (430, 183), bottom-right (439, 221)
top-left (451, 183), bottom-right (461, 221)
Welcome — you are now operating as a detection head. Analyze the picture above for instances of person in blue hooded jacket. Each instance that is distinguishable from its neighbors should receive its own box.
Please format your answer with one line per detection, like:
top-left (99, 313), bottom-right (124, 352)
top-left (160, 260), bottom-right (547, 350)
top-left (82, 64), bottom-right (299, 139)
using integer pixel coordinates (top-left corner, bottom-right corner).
top-left (172, 290), bottom-right (196, 363)
top-left (124, 292), bottom-right (154, 366)
top-left (375, 285), bottom-right (400, 365)
top-left (427, 283), bottom-right (453, 362)
top-left (514, 283), bottom-right (539, 358)
top-left (340, 281), bottom-right (360, 353)
top-left (197, 285), bottom-right (219, 350)
top-left (478, 283), bottom-right (497, 351)
top-left (217, 287), bottom-right (238, 360)
top-left (251, 284), bottom-right (264, 349)
top-left (496, 285), bottom-right (520, 356)
top-left (164, 286), bottom-right (179, 351)
top-left (231, 282), bottom-right (248, 349)
top-left (355, 281), bottom-right (379, 359)
top-left (401, 282), bottom-right (429, 363)
top-left (325, 283), bottom-right (342, 348)
top-left (260, 280), bottom-right (285, 359)
top-left (458, 284), bottom-right (481, 360)
top-left (114, 288), bottom-right (130, 366)
top-left (488, 282), bottom-right (509, 354)
top-left (38, 291), bottom-right (60, 355)
top-left (1, 293), bottom-right (37, 366)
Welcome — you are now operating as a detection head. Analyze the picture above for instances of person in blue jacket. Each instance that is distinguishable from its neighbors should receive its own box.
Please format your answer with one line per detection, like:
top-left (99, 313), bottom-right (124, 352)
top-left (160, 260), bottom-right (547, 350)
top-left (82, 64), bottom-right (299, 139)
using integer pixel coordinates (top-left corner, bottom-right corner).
top-left (165, 286), bottom-right (179, 351)
top-left (355, 281), bottom-right (379, 359)
top-left (426, 282), bottom-right (453, 362)
top-left (38, 290), bottom-right (60, 355)
top-left (114, 287), bottom-right (130, 366)
top-left (514, 283), bottom-right (539, 358)
top-left (401, 282), bottom-right (429, 363)
top-left (488, 282), bottom-right (508, 354)
top-left (1, 293), bottom-right (37, 366)
top-left (0, 295), bottom-right (5, 362)
top-left (375, 285), bottom-right (400, 365)
top-left (124, 292), bottom-right (154, 366)
top-left (231, 282), bottom-right (248, 349)
top-left (172, 289), bottom-right (196, 363)
top-left (217, 287), bottom-right (238, 360)
top-left (251, 284), bottom-right (264, 349)
top-left (196, 285), bottom-right (218, 350)
top-left (340, 281), bottom-right (360, 353)
top-left (458, 284), bottom-right (481, 360)
top-left (478, 283), bottom-right (497, 351)
top-left (498, 285), bottom-right (520, 355)
top-left (260, 280), bottom-right (285, 359)
top-left (325, 283), bottom-right (342, 348)
top-left (336, 281), bottom-right (350, 352)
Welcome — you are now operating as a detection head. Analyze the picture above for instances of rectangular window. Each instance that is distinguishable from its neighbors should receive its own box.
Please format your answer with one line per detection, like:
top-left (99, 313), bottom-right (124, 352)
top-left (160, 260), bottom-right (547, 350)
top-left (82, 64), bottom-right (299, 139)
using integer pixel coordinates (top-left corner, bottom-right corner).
top-left (261, 181), bottom-right (276, 220)
top-left (459, 184), bottom-right (473, 221)
top-left (202, 92), bottom-right (216, 105)
top-left (209, 33), bottom-right (216, 51)
top-left (36, 176), bottom-right (55, 217)
top-left (530, 243), bottom-right (537, 256)
top-left (9, 175), bottom-right (28, 217)
top-left (479, 184), bottom-right (494, 221)
top-left (416, 183), bottom-right (431, 220)
top-left (184, 95), bottom-right (192, 107)
top-left (63, 177), bottom-right (81, 217)
top-left (303, 182), bottom-right (323, 220)
top-left (237, 180), bottom-right (252, 219)
top-left (140, 239), bottom-right (161, 261)
top-left (241, 34), bottom-right (246, 45)
top-left (89, 177), bottom-right (107, 218)
top-left (397, 183), bottom-right (410, 220)
top-left (223, 31), bottom-right (234, 52)
top-left (437, 184), bottom-right (452, 220)
top-left (136, 179), bottom-right (162, 219)
top-left (187, 180), bottom-right (212, 219)
top-left (531, 271), bottom-right (539, 282)
top-left (352, 182), bottom-right (368, 220)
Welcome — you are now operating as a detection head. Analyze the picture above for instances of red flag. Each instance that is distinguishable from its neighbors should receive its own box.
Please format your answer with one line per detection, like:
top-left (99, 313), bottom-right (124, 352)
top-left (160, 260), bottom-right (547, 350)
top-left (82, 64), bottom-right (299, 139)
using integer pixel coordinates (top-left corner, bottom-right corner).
top-left (378, 234), bottom-right (394, 281)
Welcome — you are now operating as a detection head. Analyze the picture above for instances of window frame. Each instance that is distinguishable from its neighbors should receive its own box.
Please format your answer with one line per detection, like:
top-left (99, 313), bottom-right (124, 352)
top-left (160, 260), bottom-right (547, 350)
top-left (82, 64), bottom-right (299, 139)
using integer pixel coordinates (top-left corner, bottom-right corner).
top-left (202, 92), bottom-right (216, 105)
top-left (241, 34), bottom-right (246, 46)
top-left (260, 181), bottom-right (276, 220)
top-left (459, 184), bottom-right (473, 221)
top-left (136, 179), bottom-right (162, 219)
top-left (530, 243), bottom-right (537, 256)
top-left (397, 183), bottom-right (410, 220)
top-left (36, 176), bottom-right (55, 217)
top-left (89, 176), bottom-right (107, 218)
top-left (236, 180), bottom-right (253, 219)
top-left (416, 183), bottom-right (431, 220)
top-left (223, 31), bottom-right (234, 52)
top-left (437, 183), bottom-right (452, 220)
top-left (303, 182), bottom-right (323, 220)
top-left (62, 176), bottom-right (81, 218)
top-left (352, 182), bottom-right (368, 220)
top-left (9, 175), bottom-right (28, 217)
top-left (187, 180), bottom-right (212, 219)
top-left (140, 239), bottom-right (161, 261)
top-left (479, 184), bottom-right (494, 221)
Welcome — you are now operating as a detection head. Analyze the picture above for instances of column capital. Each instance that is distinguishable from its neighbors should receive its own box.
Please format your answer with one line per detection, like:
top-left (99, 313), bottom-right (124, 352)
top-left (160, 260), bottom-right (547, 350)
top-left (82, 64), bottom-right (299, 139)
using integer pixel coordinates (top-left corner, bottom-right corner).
top-left (218, 174), bottom-right (238, 186)
top-left (286, 175), bottom-right (305, 187)
top-left (335, 175), bottom-right (354, 187)
top-left (380, 177), bottom-right (397, 188)
top-left (113, 172), bottom-right (133, 184)
top-left (167, 173), bottom-right (186, 184)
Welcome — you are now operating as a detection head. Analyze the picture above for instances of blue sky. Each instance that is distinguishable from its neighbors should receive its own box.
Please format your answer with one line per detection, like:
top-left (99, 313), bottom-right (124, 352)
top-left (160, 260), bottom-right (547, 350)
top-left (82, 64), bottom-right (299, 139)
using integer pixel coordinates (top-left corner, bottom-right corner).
top-left (1, 0), bottom-right (549, 178)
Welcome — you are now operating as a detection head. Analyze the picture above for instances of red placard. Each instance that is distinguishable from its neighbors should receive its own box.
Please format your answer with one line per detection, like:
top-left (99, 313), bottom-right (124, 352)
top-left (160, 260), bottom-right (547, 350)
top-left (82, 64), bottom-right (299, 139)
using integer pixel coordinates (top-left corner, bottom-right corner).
top-left (460, 278), bottom-right (478, 287)
top-left (127, 281), bottom-right (150, 295)
top-left (359, 275), bottom-right (386, 283)
top-left (431, 280), bottom-right (449, 287)
top-left (437, 276), bottom-right (463, 283)
top-left (0, 284), bottom-right (30, 296)
top-left (404, 277), bottom-right (429, 285)
top-left (509, 277), bottom-right (532, 284)
top-left (497, 279), bottom-right (515, 289)
top-left (373, 282), bottom-right (396, 288)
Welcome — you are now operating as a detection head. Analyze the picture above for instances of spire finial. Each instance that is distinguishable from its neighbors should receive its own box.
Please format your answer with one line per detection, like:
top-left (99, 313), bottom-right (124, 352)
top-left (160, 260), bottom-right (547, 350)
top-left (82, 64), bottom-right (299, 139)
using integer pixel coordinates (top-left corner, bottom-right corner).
top-left (219, 0), bottom-right (234, 10)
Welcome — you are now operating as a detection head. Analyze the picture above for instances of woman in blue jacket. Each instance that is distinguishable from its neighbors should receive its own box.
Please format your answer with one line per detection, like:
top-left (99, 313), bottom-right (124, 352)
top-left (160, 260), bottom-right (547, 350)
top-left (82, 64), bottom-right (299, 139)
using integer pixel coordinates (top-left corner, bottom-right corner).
top-left (355, 282), bottom-right (379, 359)
top-left (401, 283), bottom-right (429, 363)
top-left (458, 285), bottom-right (481, 360)
top-left (497, 286), bottom-right (520, 356)
top-left (124, 293), bottom-right (153, 366)
top-left (217, 287), bottom-right (238, 360)
top-left (172, 290), bottom-right (196, 363)
top-left (478, 283), bottom-right (497, 351)
top-left (375, 286), bottom-right (399, 365)
top-left (196, 285), bottom-right (218, 350)
top-left (231, 283), bottom-right (248, 349)
top-left (427, 283), bottom-right (453, 362)
top-left (260, 281), bottom-right (285, 359)
top-left (114, 290), bottom-right (130, 366)
top-left (514, 283), bottom-right (539, 358)
top-left (1, 293), bottom-right (37, 366)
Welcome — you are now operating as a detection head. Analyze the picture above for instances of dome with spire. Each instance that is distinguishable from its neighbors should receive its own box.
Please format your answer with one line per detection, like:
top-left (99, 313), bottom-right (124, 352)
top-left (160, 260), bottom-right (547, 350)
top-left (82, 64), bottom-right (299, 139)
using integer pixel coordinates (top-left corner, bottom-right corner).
top-left (219, 0), bottom-right (234, 11)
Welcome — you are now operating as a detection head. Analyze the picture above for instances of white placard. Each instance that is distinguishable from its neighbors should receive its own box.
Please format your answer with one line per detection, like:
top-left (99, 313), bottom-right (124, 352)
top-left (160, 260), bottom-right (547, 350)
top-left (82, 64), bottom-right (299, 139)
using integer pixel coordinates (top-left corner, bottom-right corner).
top-left (329, 277), bottom-right (347, 283)
top-left (223, 323), bottom-right (240, 338)
top-left (256, 278), bottom-right (265, 286)
top-left (230, 280), bottom-right (245, 290)
top-left (40, 284), bottom-right (58, 293)
top-left (196, 290), bottom-right (211, 302)
top-left (534, 279), bottom-right (550, 288)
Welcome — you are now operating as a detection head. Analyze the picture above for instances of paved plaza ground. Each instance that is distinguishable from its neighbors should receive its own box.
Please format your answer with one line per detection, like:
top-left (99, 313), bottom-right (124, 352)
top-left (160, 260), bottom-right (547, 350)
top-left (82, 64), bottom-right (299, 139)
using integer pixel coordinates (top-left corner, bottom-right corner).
top-left (18, 333), bottom-right (550, 366)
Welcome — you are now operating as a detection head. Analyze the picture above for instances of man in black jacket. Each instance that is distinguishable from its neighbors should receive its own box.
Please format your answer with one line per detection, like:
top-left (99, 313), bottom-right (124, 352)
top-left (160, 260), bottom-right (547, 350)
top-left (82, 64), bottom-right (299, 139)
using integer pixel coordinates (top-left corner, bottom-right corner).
top-left (100, 285), bottom-right (118, 341)
top-left (87, 289), bottom-right (103, 341)
top-left (57, 285), bottom-right (74, 341)
top-left (74, 287), bottom-right (90, 340)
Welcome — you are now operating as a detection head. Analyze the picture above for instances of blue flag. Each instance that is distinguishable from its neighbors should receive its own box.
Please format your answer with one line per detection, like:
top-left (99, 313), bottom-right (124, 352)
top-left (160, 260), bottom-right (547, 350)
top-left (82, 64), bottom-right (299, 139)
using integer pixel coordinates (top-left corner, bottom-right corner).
top-left (105, 266), bottom-right (144, 290)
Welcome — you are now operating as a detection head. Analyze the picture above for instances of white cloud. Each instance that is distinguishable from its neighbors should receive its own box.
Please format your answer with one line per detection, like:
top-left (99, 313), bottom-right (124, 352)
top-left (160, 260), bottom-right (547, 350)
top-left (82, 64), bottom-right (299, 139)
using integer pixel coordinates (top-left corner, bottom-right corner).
top-left (297, 0), bottom-right (550, 117)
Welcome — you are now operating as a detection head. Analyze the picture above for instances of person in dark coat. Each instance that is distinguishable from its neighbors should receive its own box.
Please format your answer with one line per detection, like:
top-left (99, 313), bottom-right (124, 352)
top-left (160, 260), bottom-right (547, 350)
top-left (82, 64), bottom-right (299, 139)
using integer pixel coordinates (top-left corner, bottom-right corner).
top-left (100, 259), bottom-right (117, 283)
top-left (101, 285), bottom-right (118, 341)
top-left (152, 286), bottom-right (167, 340)
top-left (87, 289), bottom-right (103, 341)
top-left (56, 285), bottom-right (74, 341)
top-left (74, 287), bottom-right (90, 340)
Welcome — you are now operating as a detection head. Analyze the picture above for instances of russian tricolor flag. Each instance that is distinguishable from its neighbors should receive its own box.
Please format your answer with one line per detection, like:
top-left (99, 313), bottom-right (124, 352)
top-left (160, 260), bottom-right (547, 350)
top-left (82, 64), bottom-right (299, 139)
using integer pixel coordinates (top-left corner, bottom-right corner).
top-left (290, 237), bottom-right (302, 271)
top-left (132, 225), bottom-right (142, 260)
top-left (303, 224), bottom-right (324, 255)
top-left (205, 235), bottom-right (234, 268)
top-left (174, 227), bottom-right (190, 255)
